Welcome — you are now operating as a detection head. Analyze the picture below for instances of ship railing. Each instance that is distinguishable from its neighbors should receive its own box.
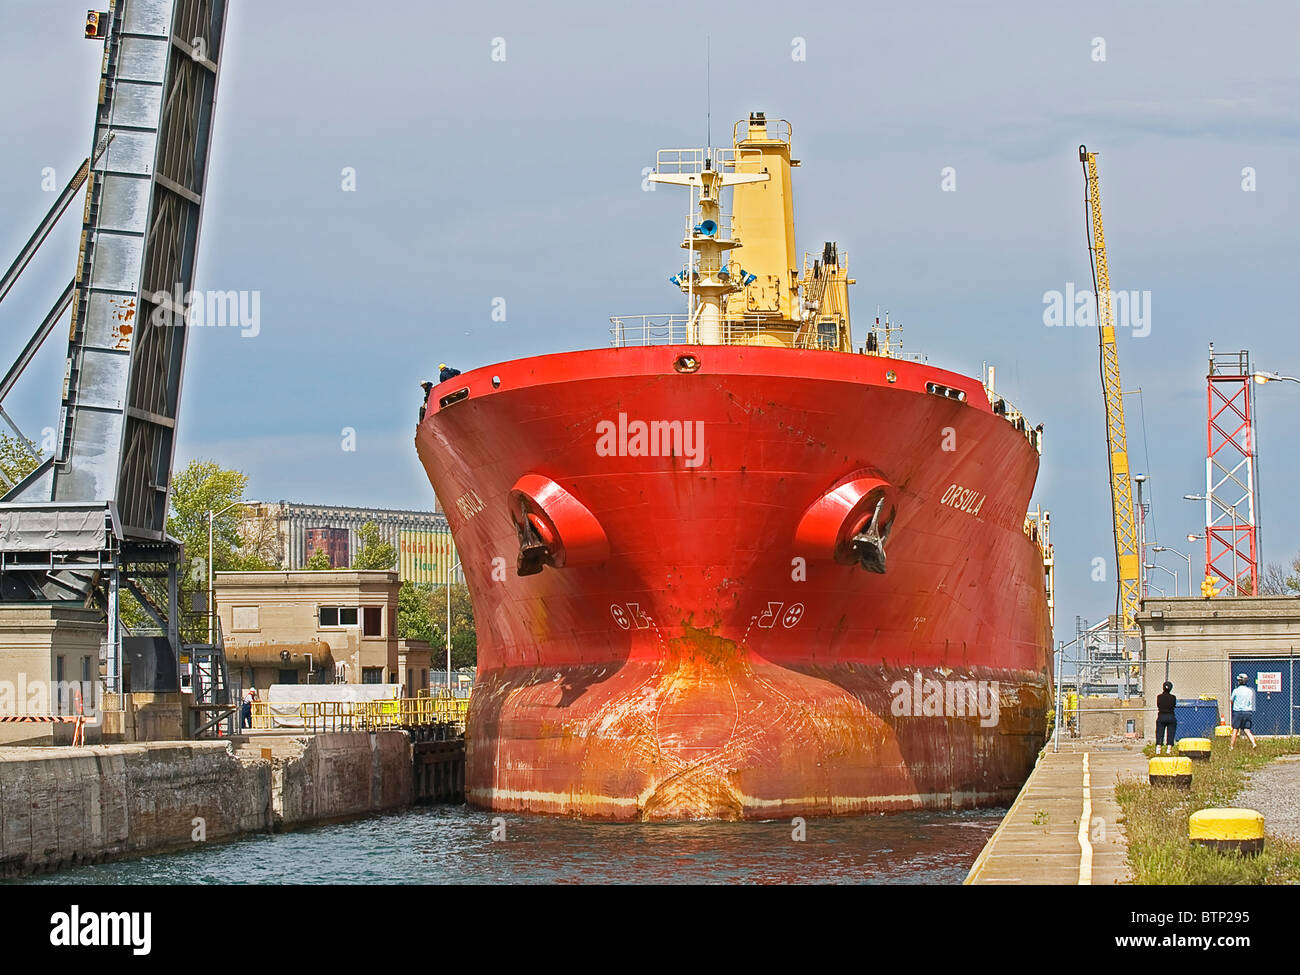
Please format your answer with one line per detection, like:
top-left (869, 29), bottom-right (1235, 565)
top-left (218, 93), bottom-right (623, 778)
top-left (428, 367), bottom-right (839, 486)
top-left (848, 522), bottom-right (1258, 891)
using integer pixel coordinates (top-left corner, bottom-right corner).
top-left (654, 146), bottom-right (760, 175)
top-left (609, 313), bottom-right (793, 347)
top-left (611, 313), bottom-right (917, 356)
top-left (862, 347), bottom-right (928, 363)
top-left (986, 386), bottom-right (1044, 455)
top-left (733, 117), bottom-right (792, 145)
top-left (681, 212), bottom-right (739, 244)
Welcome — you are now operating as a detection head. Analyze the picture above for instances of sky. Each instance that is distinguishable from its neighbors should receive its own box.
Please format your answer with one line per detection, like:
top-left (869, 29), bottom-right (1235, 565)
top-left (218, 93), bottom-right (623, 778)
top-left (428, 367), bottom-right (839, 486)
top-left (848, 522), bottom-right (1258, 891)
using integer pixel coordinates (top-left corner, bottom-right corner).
top-left (1, 0), bottom-right (1298, 647)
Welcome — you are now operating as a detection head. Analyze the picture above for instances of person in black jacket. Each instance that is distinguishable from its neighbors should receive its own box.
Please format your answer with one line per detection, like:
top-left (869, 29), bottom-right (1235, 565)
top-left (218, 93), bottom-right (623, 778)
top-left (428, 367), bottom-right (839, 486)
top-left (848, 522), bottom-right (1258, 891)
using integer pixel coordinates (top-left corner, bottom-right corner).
top-left (418, 380), bottom-right (433, 422)
top-left (1155, 681), bottom-right (1177, 755)
top-left (438, 363), bottom-right (461, 383)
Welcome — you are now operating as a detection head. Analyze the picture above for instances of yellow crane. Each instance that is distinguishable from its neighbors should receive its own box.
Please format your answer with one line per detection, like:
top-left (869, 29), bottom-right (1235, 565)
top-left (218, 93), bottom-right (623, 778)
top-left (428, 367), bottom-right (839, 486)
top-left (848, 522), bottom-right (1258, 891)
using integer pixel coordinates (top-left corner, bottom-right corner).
top-left (1079, 146), bottom-right (1141, 629)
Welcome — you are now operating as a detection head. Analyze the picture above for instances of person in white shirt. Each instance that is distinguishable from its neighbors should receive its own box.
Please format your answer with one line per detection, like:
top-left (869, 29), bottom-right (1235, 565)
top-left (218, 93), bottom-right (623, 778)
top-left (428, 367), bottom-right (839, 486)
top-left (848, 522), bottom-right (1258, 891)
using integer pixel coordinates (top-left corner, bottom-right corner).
top-left (1229, 674), bottom-right (1257, 750)
top-left (241, 686), bottom-right (257, 730)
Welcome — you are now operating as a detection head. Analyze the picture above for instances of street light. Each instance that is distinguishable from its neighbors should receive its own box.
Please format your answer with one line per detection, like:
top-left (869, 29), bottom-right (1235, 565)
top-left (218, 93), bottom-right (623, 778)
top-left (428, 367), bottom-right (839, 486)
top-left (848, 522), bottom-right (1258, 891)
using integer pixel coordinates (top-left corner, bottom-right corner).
top-left (1253, 371), bottom-right (1300, 385)
top-left (207, 501), bottom-right (246, 643)
top-left (1152, 545), bottom-right (1193, 596)
top-left (1133, 473), bottom-right (1149, 596)
top-left (444, 558), bottom-right (462, 693)
top-left (1145, 562), bottom-right (1179, 596)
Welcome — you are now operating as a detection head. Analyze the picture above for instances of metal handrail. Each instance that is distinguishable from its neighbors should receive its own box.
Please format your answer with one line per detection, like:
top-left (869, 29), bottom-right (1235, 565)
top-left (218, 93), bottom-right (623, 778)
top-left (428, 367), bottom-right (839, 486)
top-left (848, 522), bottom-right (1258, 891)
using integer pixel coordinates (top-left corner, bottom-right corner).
top-left (733, 117), bottom-right (792, 145)
top-left (681, 212), bottom-right (738, 243)
top-left (607, 313), bottom-right (850, 352)
top-left (653, 146), bottom-right (760, 175)
top-left (248, 695), bottom-right (470, 732)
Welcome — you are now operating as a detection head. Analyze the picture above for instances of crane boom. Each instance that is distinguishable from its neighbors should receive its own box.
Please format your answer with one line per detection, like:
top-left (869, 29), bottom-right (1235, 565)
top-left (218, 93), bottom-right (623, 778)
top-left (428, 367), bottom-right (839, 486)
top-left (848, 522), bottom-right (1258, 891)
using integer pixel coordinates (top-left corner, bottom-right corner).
top-left (1079, 145), bottom-right (1141, 628)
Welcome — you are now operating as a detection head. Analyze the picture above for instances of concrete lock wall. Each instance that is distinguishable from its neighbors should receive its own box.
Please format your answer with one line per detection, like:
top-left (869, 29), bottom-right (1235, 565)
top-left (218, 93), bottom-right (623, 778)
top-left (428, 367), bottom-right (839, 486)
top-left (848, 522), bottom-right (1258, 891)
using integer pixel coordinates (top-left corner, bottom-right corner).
top-left (0, 732), bottom-right (413, 877)
top-left (1074, 696), bottom-right (1146, 737)
top-left (275, 732), bottom-right (412, 829)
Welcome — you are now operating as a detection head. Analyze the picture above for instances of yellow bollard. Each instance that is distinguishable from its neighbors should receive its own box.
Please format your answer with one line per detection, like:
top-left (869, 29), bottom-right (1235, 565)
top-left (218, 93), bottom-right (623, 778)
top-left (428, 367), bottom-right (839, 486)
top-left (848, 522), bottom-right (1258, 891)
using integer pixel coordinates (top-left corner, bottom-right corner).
top-left (1213, 724), bottom-right (1232, 740)
top-left (1189, 808), bottom-right (1265, 855)
top-left (1177, 737), bottom-right (1212, 761)
top-left (1148, 756), bottom-right (1193, 788)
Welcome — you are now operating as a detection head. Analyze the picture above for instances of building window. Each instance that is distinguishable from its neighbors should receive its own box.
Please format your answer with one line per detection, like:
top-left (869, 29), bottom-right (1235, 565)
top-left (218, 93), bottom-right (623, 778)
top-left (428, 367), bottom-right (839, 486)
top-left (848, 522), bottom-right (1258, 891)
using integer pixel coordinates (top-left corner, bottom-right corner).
top-left (232, 606), bottom-right (260, 631)
top-left (319, 606), bottom-right (358, 628)
top-left (362, 606), bottom-right (382, 637)
top-left (362, 667), bottom-right (384, 684)
top-left (81, 657), bottom-right (91, 683)
top-left (56, 655), bottom-right (65, 712)
top-left (421, 668), bottom-right (427, 690)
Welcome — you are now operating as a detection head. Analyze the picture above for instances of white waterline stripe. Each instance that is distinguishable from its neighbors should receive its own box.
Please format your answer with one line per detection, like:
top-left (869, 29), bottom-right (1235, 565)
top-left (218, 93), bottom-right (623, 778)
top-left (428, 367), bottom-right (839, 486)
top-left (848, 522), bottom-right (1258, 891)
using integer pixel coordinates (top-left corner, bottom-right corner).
top-left (468, 785), bottom-right (1007, 811)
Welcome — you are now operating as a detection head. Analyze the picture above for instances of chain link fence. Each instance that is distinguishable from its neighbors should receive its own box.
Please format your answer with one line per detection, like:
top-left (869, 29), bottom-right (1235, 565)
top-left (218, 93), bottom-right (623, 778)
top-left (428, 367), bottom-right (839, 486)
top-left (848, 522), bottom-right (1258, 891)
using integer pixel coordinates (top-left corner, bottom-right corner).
top-left (1054, 626), bottom-right (1299, 742)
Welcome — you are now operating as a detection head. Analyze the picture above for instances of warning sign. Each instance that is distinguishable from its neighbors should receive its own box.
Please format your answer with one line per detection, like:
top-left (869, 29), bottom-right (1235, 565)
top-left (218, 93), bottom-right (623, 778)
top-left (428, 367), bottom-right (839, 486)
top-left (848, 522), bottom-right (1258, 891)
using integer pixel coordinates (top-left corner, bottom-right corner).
top-left (1257, 672), bottom-right (1282, 693)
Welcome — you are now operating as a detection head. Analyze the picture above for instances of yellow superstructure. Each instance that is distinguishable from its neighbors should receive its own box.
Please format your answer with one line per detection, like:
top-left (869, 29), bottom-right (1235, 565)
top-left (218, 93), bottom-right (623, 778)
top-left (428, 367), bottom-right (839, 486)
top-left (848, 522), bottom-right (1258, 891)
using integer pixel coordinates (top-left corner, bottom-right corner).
top-left (630, 112), bottom-right (856, 353)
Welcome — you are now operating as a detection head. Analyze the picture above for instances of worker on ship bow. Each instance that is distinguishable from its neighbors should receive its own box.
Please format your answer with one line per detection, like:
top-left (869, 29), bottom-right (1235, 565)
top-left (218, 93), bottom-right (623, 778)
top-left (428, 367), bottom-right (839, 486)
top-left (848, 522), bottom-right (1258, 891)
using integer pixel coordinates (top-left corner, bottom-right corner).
top-left (418, 381), bottom-right (434, 422)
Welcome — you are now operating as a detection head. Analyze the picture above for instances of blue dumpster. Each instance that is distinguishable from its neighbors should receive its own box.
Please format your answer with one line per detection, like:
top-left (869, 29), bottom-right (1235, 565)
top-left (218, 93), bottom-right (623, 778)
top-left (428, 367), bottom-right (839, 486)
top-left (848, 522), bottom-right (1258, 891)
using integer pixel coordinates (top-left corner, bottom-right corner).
top-left (1174, 699), bottom-right (1218, 740)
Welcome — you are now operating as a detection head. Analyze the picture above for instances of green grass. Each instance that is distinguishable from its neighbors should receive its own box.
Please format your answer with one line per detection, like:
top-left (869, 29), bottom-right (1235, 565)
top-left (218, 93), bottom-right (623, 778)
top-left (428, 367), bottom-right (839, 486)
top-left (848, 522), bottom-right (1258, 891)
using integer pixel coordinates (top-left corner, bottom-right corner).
top-left (1115, 737), bottom-right (1300, 884)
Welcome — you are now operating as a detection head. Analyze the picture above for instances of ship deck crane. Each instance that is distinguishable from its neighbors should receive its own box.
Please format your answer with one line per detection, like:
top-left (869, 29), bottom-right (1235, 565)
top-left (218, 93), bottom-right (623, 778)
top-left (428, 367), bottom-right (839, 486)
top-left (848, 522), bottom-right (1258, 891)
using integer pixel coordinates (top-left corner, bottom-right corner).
top-left (1079, 146), bottom-right (1141, 631)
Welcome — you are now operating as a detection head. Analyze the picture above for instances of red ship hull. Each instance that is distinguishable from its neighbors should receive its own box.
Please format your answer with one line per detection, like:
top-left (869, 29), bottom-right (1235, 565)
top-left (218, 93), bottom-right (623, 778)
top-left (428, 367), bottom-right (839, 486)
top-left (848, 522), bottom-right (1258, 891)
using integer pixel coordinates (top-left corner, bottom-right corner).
top-left (416, 345), bottom-right (1051, 820)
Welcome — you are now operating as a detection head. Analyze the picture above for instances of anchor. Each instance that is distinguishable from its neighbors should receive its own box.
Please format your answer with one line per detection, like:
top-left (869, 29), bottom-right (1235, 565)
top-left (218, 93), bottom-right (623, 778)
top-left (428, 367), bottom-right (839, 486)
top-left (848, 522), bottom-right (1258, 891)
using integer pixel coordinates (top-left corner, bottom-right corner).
top-left (850, 495), bottom-right (895, 574)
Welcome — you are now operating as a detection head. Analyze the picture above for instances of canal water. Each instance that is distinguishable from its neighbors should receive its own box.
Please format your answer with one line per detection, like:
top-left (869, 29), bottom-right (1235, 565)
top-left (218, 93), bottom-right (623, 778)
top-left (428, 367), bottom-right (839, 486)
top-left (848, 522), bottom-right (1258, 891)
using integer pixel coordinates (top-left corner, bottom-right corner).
top-left (20, 805), bottom-right (1001, 884)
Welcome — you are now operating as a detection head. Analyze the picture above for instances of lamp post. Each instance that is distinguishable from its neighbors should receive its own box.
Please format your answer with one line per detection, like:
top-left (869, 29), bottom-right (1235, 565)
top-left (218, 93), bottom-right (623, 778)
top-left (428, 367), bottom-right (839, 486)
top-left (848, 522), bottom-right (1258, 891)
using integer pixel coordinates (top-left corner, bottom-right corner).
top-left (1252, 368), bottom-right (1296, 576)
top-left (207, 501), bottom-right (245, 643)
top-left (1184, 494), bottom-right (1240, 596)
top-left (1133, 473), bottom-right (1149, 597)
top-left (1145, 562), bottom-right (1179, 596)
top-left (1152, 545), bottom-right (1193, 596)
top-left (445, 558), bottom-right (462, 693)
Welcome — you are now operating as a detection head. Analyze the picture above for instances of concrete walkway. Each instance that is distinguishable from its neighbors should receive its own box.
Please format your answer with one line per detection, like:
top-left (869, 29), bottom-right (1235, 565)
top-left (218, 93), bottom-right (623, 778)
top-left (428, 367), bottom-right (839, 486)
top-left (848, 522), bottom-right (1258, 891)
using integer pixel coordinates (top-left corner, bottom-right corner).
top-left (966, 740), bottom-right (1149, 885)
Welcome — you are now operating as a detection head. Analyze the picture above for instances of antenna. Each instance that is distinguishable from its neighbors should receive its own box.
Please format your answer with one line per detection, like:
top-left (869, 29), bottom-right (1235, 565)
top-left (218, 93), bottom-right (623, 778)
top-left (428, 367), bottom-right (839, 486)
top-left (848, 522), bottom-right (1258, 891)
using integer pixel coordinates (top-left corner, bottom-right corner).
top-left (706, 35), bottom-right (711, 150)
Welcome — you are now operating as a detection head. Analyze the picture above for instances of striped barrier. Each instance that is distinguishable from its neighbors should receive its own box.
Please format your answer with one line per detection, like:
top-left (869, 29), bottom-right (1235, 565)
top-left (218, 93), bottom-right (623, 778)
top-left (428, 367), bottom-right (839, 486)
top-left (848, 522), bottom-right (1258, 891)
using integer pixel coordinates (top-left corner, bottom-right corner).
top-left (0, 715), bottom-right (79, 723)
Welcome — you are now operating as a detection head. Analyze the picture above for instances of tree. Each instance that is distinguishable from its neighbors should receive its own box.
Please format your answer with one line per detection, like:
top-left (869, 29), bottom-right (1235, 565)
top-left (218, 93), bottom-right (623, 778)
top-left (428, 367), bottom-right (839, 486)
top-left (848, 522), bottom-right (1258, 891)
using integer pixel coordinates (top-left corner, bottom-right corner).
top-left (121, 459), bottom-right (271, 638)
top-left (0, 430), bottom-right (42, 490)
top-left (236, 507), bottom-right (285, 569)
top-left (305, 548), bottom-right (332, 570)
top-left (420, 581), bottom-right (476, 669)
top-left (352, 521), bottom-right (397, 570)
top-left (397, 581), bottom-right (434, 642)
top-left (1286, 554), bottom-right (1300, 595)
top-left (167, 460), bottom-right (253, 576)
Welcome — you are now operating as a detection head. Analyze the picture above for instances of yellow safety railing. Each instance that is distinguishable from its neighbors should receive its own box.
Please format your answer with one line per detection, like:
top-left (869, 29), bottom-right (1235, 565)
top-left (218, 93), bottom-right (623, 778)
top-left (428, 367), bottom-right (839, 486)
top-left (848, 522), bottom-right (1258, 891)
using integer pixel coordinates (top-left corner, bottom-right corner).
top-left (244, 694), bottom-right (470, 732)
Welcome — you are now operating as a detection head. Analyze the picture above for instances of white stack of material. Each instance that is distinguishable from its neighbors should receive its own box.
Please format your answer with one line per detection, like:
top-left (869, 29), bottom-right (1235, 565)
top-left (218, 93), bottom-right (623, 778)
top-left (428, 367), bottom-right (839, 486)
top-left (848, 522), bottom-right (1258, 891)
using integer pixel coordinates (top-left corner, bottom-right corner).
top-left (265, 684), bottom-right (400, 728)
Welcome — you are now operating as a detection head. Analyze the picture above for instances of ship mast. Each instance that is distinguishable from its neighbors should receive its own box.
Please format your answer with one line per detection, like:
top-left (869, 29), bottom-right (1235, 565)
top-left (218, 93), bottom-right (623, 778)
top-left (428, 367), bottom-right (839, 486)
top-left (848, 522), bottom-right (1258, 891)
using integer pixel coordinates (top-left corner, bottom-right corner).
top-left (627, 113), bottom-right (856, 352)
top-left (650, 148), bottom-right (767, 343)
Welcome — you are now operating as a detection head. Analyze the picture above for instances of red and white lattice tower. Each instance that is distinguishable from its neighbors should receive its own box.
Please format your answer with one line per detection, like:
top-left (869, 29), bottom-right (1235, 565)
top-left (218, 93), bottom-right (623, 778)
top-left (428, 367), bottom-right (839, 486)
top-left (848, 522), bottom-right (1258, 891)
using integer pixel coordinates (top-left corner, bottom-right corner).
top-left (1204, 344), bottom-right (1259, 595)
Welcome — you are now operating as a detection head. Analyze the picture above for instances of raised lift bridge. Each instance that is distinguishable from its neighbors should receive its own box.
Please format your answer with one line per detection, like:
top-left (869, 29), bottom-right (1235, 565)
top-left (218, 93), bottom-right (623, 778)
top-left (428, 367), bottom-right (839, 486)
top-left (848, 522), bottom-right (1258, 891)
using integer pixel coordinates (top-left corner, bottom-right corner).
top-left (0, 1), bottom-right (229, 734)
